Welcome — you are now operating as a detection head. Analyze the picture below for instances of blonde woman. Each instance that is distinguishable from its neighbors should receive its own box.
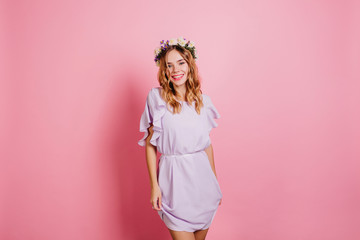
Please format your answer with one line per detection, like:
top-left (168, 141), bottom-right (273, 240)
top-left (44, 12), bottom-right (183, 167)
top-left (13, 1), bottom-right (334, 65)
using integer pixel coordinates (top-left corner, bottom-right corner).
top-left (138, 37), bottom-right (222, 240)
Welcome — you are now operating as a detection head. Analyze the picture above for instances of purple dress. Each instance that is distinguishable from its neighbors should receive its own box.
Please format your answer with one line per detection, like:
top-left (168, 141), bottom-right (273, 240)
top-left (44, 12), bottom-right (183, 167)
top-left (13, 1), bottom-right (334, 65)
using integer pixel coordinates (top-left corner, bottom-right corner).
top-left (138, 87), bottom-right (222, 232)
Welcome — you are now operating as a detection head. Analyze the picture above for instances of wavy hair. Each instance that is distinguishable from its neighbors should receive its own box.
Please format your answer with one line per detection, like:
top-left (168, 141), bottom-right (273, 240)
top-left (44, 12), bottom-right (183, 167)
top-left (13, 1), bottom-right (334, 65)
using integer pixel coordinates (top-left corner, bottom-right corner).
top-left (157, 45), bottom-right (204, 114)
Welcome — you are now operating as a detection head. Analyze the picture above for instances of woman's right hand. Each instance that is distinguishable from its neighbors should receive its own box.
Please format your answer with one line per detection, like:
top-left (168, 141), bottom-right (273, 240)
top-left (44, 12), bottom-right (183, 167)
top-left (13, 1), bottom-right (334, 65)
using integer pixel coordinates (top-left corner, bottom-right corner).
top-left (150, 185), bottom-right (162, 211)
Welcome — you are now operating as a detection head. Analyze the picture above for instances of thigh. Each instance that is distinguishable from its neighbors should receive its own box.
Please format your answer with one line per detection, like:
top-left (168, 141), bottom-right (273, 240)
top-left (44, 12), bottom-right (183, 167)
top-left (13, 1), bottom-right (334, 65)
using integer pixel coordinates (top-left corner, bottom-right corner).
top-left (194, 228), bottom-right (209, 240)
top-left (168, 229), bottom-right (196, 240)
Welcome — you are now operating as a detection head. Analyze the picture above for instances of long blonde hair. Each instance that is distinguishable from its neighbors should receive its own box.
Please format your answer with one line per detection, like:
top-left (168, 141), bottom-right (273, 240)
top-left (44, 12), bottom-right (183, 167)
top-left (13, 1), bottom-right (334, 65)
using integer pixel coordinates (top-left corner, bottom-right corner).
top-left (157, 45), bottom-right (204, 114)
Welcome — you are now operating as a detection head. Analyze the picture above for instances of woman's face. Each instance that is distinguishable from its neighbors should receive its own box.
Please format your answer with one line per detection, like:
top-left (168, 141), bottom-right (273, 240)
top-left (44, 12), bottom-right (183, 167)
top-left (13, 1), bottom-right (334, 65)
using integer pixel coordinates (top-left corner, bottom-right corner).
top-left (165, 50), bottom-right (189, 88)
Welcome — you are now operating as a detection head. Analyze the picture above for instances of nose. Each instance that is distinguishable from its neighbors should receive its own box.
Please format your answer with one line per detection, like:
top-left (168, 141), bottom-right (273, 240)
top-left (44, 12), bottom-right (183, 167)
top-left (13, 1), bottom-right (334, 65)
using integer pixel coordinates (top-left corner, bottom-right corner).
top-left (172, 64), bottom-right (179, 72)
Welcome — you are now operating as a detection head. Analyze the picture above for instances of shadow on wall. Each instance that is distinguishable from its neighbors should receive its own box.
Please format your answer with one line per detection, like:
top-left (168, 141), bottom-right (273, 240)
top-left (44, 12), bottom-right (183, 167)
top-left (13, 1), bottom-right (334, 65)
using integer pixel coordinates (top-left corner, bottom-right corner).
top-left (99, 71), bottom-right (169, 240)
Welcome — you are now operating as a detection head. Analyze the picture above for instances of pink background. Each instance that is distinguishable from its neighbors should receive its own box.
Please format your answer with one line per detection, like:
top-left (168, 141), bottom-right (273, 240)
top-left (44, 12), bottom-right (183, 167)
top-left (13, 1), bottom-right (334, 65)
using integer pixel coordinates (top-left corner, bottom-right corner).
top-left (2, 0), bottom-right (360, 239)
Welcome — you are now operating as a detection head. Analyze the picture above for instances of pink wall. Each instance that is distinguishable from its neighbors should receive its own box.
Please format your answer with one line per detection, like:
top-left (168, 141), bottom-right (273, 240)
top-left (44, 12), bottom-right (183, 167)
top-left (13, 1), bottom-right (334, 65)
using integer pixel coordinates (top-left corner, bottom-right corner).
top-left (2, 0), bottom-right (360, 239)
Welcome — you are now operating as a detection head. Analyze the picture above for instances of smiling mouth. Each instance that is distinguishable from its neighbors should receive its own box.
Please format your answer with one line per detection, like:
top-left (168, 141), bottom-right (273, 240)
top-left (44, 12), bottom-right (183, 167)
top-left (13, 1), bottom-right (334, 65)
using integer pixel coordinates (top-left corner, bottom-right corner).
top-left (172, 74), bottom-right (184, 81)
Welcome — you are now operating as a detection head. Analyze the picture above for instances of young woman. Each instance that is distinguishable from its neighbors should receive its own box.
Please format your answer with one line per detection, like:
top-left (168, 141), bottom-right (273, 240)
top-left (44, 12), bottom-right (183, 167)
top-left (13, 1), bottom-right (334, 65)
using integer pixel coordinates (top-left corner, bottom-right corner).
top-left (138, 37), bottom-right (222, 240)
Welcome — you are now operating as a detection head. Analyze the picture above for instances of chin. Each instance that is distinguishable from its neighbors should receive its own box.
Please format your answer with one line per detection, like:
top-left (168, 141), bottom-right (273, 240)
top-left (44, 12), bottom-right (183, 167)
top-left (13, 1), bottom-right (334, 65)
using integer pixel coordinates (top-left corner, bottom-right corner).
top-left (172, 80), bottom-right (187, 87)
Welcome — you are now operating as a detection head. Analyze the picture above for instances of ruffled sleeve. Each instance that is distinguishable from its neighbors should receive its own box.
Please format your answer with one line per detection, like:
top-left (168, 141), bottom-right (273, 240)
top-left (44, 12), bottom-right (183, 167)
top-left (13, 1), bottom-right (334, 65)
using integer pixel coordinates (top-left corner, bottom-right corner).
top-left (204, 94), bottom-right (221, 132)
top-left (138, 88), bottom-right (166, 147)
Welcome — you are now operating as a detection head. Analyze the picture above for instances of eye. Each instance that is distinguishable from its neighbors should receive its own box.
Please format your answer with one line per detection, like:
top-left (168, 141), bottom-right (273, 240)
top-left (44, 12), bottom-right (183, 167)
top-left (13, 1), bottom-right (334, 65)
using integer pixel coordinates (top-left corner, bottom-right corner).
top-left (179, 62), bottom-right (185, 65)
top-left (167, 65), bottom-right (172, 68)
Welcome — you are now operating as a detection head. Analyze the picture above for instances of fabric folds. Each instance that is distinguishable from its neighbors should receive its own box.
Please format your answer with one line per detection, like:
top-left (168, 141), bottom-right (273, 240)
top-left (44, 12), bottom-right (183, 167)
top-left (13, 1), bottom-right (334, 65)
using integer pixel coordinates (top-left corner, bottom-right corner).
top-left (137, 87), bottom-right (223, 232)
top-left (204, 95), bottom-right (221, 132)
top-left (138, 88), bottom-right (166, 147)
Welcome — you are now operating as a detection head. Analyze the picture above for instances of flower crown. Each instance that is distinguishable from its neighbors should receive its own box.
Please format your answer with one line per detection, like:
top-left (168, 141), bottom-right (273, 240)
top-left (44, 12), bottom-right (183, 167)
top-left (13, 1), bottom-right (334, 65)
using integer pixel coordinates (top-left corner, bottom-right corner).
top-left (154, 37), bottom-right (198, 67)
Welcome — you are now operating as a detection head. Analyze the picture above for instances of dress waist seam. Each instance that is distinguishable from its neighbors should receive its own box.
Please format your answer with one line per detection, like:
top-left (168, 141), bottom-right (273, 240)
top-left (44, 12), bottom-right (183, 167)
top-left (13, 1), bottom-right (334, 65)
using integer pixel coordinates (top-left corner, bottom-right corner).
top-left (161, 149), bottom-right (205, 158)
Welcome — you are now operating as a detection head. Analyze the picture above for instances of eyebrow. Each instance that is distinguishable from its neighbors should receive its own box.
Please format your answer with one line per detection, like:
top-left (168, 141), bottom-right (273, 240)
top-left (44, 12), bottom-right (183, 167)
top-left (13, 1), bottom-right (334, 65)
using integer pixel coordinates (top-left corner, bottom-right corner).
top-left (167, 59), bottom-right (185, 64)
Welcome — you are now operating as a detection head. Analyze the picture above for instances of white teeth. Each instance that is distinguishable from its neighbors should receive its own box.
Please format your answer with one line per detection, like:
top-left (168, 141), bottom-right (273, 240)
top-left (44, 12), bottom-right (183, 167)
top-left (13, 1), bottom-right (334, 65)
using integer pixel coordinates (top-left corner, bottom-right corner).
top-left (173, 74), bottom-right (183, 79)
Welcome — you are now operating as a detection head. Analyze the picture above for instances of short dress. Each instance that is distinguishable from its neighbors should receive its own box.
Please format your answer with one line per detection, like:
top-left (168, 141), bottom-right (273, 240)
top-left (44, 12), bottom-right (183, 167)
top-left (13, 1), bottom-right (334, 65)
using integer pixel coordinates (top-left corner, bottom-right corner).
top-left (138, 87), bottom-right (223, 232)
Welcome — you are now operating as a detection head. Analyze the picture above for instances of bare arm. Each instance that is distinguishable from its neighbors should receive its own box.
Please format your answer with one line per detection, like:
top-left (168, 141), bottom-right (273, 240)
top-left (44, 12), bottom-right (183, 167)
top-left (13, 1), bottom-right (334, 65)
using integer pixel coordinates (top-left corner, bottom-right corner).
top-left (145, 124), bottom-right (162, 210)
top-left (145, 124), bottom-right (158, 187)
top-left (204, 143), bottom-right (218, 178)
top-left (204, 143), bottom-right (222, 205)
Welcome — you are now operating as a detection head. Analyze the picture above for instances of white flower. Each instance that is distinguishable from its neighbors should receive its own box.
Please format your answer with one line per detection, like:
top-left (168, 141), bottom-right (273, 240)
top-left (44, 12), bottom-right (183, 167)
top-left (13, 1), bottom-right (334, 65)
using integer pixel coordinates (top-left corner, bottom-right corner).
top-left (177, 36), bottom-right (186, 47)
top-left (187, 41), bottom-right (195, 48)
top-left (154, 38), bottom-right (198, 66)
top-left (193, 50), bottom-right (198, 59)
top-left (168, 38), bottom-right (177, 46)
top-left (154, 47), bottom-right (161, 56)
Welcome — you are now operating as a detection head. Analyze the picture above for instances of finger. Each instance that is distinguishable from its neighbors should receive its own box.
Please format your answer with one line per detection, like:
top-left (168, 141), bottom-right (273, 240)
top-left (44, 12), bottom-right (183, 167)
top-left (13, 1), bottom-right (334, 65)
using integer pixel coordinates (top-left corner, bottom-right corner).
top-left (153, 199), bottom-right (160, 211)
top-left (156, 195), bottom-right (162, 211)
top-left (154, 203), bottom-right (161, 211)
top-left (153, 204), bottom-right (159, 210)
top-left (151, 200), bottom-right (158, 210)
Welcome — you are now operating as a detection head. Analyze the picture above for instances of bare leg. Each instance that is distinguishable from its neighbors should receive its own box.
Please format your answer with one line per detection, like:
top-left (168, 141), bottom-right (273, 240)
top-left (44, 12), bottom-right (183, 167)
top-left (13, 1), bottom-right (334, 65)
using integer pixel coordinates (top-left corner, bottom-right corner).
top-left (194, 228), bottom-right (209, 240)
top-left (168, 229), bottom-right (196, 240)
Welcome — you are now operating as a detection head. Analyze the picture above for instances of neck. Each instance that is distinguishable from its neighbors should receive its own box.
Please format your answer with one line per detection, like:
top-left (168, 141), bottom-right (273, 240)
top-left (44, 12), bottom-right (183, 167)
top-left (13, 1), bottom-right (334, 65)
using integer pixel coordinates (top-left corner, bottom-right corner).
top-left (173, 84), bottom-right (186, 100)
